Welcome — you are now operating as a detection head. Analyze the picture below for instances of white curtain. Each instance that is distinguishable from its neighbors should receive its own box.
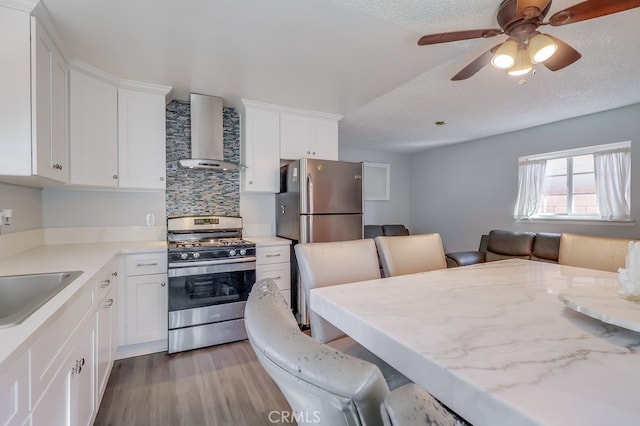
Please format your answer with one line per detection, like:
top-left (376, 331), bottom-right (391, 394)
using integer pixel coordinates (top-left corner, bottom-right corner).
top-left (513, 159), bottom-right (547, 219)
top-left (594, 148), bottom-right (631, 220)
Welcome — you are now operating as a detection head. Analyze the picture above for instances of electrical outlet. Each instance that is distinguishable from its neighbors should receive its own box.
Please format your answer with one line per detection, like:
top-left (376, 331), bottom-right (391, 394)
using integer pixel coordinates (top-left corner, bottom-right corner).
top-left (0, 209), bottom-right (12, 226)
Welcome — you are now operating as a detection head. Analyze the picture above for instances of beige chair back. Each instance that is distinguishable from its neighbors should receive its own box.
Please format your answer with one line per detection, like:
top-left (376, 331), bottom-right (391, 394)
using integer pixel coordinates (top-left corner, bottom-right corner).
top-left (558, 233), bottom-right (634, 272)
top-left (374, 234), bottom-right (447, 277)
top-left (245, 278), bottom-right (389, 426)
top-left (295, 239), bottom-right (382, 343)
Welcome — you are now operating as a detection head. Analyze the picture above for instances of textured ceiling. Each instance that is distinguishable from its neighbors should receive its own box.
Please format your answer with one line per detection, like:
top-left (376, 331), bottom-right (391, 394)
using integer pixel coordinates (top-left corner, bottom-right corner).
top-left (41, 0), bottom-right (640, 153)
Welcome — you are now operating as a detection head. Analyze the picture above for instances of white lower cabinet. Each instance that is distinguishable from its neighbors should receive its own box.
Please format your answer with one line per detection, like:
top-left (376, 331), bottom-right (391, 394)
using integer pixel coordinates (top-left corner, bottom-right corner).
top-left (32, 318), bottom-right (96, 426)
top-left (125, 274), bottom-right (167, 344)
top-left (30, 283), bottom-right (97, 426)
top-left (68, 321), bottom-right (96, 426)
top-left (256, 244), bottom-right (291, 306)
top-left (118, 252), bottom-right (168, 355)
top-left (96, 260), bottom-right (118, 400)
top-left (3, 255), bottom-right (120, 426)
top-left (0, 352), bottom-right (29, 426)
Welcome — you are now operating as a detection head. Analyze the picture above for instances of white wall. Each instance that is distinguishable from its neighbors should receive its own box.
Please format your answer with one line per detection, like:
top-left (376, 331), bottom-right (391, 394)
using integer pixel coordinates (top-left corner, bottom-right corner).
top-left (240, 192), bottom-right (276, 236)
top-left (410, 103), bottom-right (640, 253)
top-left (0, 183), bottom-right (43, 233)
top-left (340, 147), bottom-right (412, 229)
top-left (42, 189), bottom-right (165, 227)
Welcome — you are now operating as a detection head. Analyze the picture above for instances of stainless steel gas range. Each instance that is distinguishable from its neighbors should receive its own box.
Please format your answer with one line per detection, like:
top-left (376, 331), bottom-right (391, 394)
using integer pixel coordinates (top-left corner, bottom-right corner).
top-left (166, 215), bottom-right (256, 354)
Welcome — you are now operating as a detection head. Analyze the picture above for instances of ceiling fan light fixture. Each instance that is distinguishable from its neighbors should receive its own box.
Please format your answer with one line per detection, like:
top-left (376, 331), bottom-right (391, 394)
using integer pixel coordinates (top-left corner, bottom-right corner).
top-left (491, 39), bottom-right (518, 69)
top-left (528, 33), bottom-right (557, 63)
top-left (508, 48), bottom-right (532, 76)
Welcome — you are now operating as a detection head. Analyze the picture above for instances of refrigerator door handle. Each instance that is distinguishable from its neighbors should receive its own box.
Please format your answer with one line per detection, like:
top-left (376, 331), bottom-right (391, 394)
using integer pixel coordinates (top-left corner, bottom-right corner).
top-left (306, 173), bottom-right (313, 213)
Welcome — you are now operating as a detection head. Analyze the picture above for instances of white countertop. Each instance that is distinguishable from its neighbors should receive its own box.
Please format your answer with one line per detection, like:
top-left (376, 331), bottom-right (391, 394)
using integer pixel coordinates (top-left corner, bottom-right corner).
top-left (0, 241), bottom-right (166, 375)
top-left (310, 259), bottom-right (640, 426)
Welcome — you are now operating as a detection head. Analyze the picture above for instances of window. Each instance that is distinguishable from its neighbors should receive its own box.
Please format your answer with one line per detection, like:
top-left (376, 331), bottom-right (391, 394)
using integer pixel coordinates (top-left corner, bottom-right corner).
top-left (538, 155), bottom-right (597, 216)
top-left (514, 142), bottom-right (631, 221)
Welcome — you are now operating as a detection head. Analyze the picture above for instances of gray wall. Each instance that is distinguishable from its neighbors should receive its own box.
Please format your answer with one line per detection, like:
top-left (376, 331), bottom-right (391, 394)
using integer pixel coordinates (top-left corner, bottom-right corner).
top-left (0, 183), bottom-right (43, 233)
top-left (339, 147), bottom-right (411, 229)
top-left (410, 103), bottom-right (640, 253)
top-left (42, 189), bottom-right (165, 227)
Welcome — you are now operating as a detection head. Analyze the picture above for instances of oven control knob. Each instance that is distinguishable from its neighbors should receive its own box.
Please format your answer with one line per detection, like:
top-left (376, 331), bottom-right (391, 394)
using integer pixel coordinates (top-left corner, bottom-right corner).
top-left (192, 252), bottom-right (200, 259)
top-left (229, 249), bottom-right (236, 256)
top-left (180, 253), bottom-right (188, 260)
top-left (240, 249), bottom-right (247, 256)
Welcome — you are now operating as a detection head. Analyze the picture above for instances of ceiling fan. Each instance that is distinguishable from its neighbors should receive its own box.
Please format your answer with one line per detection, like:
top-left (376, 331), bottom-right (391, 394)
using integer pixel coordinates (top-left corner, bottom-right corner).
top-left (417, 0), bottom-right (640, 80)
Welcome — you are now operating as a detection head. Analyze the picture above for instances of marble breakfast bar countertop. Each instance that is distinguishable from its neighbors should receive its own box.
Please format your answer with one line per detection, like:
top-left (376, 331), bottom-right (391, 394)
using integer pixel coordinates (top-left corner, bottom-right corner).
top-left (311, 259), bottom-right (640, 426)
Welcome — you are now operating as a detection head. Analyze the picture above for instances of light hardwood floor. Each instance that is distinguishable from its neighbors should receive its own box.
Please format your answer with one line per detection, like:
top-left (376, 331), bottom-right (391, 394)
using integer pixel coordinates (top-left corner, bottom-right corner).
top-left (94, 341), bottom-right (292, 426)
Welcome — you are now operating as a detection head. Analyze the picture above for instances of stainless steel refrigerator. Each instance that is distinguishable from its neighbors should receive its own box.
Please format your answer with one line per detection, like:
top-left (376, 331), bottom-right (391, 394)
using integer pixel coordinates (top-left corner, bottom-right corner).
top-left (277, 158), bottom-right (364, 325)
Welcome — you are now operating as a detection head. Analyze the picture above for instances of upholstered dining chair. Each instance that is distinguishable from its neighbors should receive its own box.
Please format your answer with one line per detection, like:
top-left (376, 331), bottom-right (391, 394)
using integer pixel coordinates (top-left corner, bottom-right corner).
top-left (558, 233), bottom-right (634, 272)
top-left (245, 278), bottom-right (390, 426)
top-left (295, 239), bottom-right (410, 390)
top-left (245, 279), bottom-right (460, 426)
top-left (380, 383), bottom-right (462, 426)
top-left (374, 234), bottom-right (447, 277)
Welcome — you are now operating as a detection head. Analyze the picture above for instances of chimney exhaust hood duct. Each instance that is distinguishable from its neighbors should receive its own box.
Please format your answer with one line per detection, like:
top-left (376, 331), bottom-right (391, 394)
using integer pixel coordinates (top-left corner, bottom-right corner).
top-left (179, 93), bottom-right (243, 171)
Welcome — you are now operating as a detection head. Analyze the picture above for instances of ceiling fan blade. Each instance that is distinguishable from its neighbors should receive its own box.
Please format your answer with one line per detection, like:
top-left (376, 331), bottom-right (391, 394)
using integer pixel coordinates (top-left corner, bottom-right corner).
top-left (451, 44), bottom-right (502, 81)
top-left (542, 35), bottom-right (582, 71)
top-left (549, 0), bottom-right (640, 26)
top-left (517, 0), bottom-right (552, 18)
top-left (418, 29), bottom-right (502, 46)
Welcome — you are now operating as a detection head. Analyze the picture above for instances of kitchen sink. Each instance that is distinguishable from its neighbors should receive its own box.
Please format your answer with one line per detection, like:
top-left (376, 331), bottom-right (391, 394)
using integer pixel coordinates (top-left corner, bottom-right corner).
top-left (0, 270), bottom-right (83, 328)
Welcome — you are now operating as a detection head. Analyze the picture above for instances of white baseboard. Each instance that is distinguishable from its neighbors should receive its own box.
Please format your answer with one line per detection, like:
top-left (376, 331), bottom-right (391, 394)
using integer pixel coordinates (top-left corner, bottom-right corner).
top-left (115, 340), bottom-right (168, 360)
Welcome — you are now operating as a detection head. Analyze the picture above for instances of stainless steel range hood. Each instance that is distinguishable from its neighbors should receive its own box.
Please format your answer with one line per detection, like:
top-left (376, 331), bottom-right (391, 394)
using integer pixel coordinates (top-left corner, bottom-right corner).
top-left (179, 93), bottom-right (242, 171)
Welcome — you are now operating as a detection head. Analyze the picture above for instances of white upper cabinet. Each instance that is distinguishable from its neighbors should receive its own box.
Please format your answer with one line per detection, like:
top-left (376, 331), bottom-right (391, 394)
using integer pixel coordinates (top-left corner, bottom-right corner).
top-left (70, 62), bottom-right (171, 190)
top-left (32, 18), bottom-right (69, 183)
top-left (242, 101), bottom-right (281, 193)
top-left (280, 112), bottom-right (340, 161)
top-left (69, 65), bottom-right (119, 187)
top-left (0, 6), bottom-right (68, 183)
top-left (240, 100), bottom-right (341, 193)
top-left (118, 84), bottom-right (170, 189)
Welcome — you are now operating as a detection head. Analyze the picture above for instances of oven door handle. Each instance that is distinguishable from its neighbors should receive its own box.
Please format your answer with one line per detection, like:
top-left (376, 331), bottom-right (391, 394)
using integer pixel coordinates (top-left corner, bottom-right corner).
top-left (168, 256), bottom-right (256, 269)
top-left (168, 258), bottom-right (256, 277)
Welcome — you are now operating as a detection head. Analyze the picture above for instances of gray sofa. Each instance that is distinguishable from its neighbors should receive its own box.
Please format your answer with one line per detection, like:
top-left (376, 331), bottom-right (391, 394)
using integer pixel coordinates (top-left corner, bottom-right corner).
top-left (364, 224), bottom-right (410, 239)
top-left (446, 229), bottom-right (561, 268)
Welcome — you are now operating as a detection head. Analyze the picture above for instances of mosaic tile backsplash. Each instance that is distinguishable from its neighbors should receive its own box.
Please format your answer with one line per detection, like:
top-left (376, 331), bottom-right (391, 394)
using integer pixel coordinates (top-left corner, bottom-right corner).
top-left (165, 100), bottom-right (240, 217)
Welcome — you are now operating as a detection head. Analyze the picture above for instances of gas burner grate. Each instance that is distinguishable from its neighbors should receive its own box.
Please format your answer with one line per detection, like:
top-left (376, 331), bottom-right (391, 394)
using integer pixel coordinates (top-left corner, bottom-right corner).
top-left (174, 240), bottom-right (202, 248)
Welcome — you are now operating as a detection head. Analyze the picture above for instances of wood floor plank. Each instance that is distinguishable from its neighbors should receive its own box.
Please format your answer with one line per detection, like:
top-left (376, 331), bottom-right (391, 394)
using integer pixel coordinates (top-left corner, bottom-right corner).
top-left (94, 340), bottom-right (292, 426)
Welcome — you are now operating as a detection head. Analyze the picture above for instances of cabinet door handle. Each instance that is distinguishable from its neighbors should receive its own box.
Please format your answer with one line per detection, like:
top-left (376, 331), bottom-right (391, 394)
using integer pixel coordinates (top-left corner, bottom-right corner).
top-left (265, 253), bottom-right (281, 258)
top-left (136, 261), bottom-right (159, 266)
top-left (160, 282), bottom-right (166, 287)
top-left (71, 358), bottom-right (85, 375)
top-left (100, 279), bottom-right (111, 288)
top-left (113, 174), bottom-right (118, 179)
top-left (111, 271), bottom-right (118, 277)
top-left (160, 177), bottom-right (165, 181)
top-left (101, 298), bottom-right (114, 309)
